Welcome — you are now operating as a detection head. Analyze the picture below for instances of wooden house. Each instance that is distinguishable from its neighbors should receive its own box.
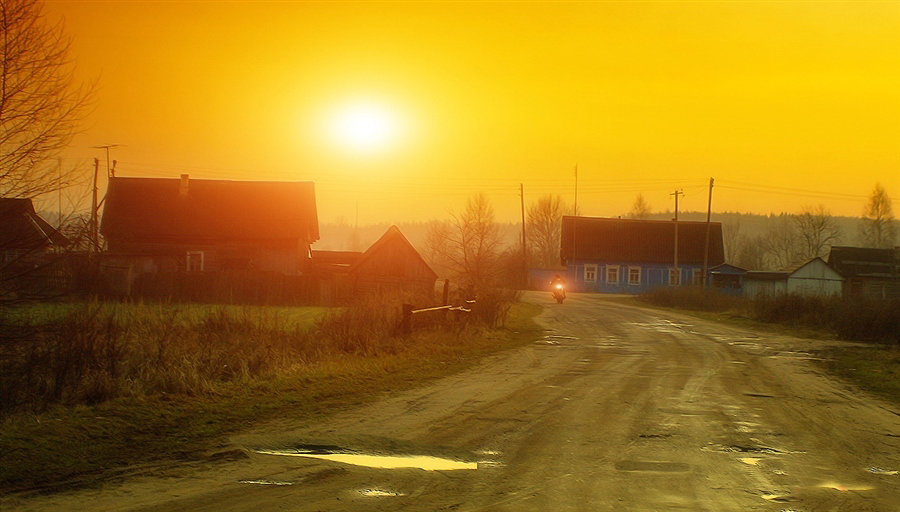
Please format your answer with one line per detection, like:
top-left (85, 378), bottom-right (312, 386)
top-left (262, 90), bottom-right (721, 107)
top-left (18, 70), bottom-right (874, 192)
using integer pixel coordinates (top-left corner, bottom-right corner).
top-left (0, 198), bottom-right (68, 265)
top-left (100, 175), bottom-right (319, 276)
top-left (559, 216), bottom-right (725, 293)
top-left (743, 257), bottom-right (843, 298)
top-left (827, 246), bottom-right (900, 299)
top-left (312, 226), bottom-right (437, 302)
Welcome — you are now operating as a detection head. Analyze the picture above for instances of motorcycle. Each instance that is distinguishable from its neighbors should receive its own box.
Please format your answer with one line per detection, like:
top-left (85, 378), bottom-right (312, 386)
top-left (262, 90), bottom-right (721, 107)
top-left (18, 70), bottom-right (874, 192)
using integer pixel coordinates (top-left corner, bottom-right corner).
top-left (552, 282), bottom-right (566, 304)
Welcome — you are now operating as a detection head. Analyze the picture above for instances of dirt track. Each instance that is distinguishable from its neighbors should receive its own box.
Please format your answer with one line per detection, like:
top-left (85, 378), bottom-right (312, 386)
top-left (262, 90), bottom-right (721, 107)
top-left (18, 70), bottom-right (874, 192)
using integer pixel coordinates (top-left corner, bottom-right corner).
top-left (7, 292), bottom-right (900, 511)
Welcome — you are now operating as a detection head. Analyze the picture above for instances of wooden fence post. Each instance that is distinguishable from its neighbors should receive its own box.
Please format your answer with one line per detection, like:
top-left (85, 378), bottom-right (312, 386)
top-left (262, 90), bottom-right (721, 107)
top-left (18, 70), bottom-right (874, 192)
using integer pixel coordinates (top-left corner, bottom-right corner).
top-left (401, 303), bottom-right (413, 335)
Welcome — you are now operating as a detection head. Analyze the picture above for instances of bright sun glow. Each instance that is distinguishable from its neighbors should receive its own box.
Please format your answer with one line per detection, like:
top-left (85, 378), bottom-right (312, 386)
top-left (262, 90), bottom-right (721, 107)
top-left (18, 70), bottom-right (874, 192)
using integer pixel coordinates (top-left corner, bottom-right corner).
top-left (329, 102), bottom-right (398, 153)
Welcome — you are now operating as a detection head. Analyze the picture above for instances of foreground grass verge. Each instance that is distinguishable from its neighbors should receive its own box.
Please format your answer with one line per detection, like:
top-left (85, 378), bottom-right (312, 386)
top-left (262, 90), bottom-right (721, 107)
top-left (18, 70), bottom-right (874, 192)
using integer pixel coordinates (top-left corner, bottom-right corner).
top-left (0, 301), bottom-right (542, 492)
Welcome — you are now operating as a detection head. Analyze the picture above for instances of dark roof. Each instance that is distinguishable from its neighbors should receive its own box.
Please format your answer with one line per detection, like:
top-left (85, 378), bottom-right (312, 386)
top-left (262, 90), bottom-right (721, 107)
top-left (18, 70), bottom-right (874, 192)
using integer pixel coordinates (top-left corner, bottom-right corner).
top-left (744, 271), bottom-right (789, 281)
top-left (311, 250), bottom-right (362, 266)
top-left (100, 176), bottom-right (319, 243)
top-left (351, 225), bottom-right (437, 279)
top-left (0, 198), bottom-right (68, 250)
top-left (710, 263), bottom-right (747, 275)
top-left (560, 216), bottom-right (725, 266)
top-left (828, 246), bottom-right (899, 277)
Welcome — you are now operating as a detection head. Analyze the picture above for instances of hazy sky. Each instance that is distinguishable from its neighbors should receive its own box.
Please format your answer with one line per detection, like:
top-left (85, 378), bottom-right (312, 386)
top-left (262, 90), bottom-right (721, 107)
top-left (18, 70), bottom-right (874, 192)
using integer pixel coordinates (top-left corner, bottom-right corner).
top-left (44, 0), bottom-right (899, 223)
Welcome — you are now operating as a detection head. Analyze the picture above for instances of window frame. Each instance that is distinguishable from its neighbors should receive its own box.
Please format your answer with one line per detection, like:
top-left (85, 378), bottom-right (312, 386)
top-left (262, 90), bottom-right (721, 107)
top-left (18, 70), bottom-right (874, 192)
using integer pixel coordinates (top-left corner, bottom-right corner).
top-left (186, 250), bottom-right (205, 272)
top-left (606, 265), bottom-right (619, 285)
top-left (668, 267), bottom-right (681, 286)
top-left (584, 264), bottom-right (597, 283)
top-left (628, 266), bottom-right (641, 286)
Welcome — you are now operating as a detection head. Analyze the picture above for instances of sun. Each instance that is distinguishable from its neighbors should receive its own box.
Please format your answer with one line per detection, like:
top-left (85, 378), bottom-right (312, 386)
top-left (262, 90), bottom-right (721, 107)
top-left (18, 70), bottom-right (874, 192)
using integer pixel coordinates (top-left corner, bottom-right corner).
top-left (329, 102), bottom-right (399, 153)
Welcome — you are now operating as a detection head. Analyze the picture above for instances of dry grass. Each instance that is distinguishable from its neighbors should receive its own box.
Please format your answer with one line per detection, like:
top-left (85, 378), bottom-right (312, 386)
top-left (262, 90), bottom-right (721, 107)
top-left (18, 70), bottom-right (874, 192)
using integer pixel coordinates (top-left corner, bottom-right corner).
top-left (0, 292), bottom-right (534, 491)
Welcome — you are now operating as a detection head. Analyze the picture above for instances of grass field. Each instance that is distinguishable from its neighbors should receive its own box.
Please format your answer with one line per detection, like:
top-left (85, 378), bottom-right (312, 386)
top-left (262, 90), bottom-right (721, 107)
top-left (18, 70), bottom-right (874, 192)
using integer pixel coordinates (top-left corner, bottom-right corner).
top-left (0, 298), bottom-right (541, 491)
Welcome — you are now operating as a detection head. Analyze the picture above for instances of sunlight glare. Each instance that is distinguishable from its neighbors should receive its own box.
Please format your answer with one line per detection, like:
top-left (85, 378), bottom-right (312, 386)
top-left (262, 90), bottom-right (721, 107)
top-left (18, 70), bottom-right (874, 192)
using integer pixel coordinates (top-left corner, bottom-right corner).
top-left (329, 102), bottom-right (398, 153)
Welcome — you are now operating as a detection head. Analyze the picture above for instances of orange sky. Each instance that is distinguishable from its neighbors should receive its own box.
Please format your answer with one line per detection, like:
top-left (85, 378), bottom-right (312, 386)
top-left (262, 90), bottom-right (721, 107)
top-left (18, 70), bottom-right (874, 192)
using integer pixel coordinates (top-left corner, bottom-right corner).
top-left (43, 0), bottom-right (899, 224)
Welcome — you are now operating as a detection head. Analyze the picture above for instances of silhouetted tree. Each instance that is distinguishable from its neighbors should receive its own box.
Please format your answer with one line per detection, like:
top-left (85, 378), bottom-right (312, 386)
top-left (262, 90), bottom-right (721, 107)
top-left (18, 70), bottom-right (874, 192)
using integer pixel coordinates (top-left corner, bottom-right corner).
top-left (0, 0), bottom-right (93, 199)
top-left (859, 183), bottom-right (896, 248)
top-left (627, 194), bottom-right (652, 220)
top-left (794, 204), bottom-right (841, 259)
top-left (760, 214), bottom-right (801, 270)
top-left (526, 194), bottom-right (568, 268)
top-left (425, 194), bottom-right (503, 289)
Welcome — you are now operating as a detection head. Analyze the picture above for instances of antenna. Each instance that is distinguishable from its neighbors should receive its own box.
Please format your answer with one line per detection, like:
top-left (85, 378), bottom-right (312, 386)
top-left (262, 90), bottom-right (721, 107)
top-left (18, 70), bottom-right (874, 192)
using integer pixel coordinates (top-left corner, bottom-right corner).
top-left (92, 144), bottom-right (122, 178)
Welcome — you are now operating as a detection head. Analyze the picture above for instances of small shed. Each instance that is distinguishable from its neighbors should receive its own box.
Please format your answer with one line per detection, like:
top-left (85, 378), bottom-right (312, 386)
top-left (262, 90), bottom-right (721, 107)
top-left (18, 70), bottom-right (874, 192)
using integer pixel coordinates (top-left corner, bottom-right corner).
top-left (827, 246), bottom-right (900, 299)
top-left (743, 258), bottom-right (843, 298)
top-left (312, 226), bottom-right (437, 302)
top-left (708, 263), bottom-right (747, 295)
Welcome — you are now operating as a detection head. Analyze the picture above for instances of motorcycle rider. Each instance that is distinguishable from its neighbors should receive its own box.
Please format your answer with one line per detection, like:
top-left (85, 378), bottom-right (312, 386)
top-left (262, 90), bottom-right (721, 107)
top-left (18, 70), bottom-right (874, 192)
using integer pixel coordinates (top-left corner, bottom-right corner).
top-left (550, 274), bottom-right (566, 297)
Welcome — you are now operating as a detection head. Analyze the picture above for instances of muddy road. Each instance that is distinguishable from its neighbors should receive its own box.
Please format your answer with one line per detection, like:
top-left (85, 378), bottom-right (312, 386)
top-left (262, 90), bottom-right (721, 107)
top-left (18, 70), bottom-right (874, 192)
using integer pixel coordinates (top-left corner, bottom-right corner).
top-left (9, 292), bottom-right (900, 511)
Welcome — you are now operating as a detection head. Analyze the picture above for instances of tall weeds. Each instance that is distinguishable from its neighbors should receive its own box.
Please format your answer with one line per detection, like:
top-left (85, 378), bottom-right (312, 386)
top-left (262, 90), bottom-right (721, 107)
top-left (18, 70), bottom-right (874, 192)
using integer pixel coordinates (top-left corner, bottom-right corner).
top-left (0, 291), bottom-right (518, 416)
top-left (639, 286), bottom-right (899, 345)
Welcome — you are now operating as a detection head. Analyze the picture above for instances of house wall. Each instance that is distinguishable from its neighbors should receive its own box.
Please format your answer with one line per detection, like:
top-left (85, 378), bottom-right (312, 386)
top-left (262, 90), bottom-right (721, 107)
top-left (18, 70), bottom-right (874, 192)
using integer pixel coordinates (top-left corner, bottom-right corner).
top-left (787, 260), bottom-right (843, 297)
top-left (566, 260), bottom-right (705, 294)
top-left (106, 239), bottom-right (311, 275)
top-left (743, 278), bottom-right (788, 297)
top-left (351, 239), bottom-right (436, 298)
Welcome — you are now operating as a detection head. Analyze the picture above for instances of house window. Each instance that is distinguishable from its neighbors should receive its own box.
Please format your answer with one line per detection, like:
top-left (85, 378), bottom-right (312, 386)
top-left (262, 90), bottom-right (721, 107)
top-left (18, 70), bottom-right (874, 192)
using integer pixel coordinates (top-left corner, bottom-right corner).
top-left (606, 265), bottom-right (619, 284)
top-left (669, 268), bottom-right (681, 286)
top-left (628, 266), bottom-right (641, 286)
top-left (186, 251), bottom-right (204, 272)
top-left (584, 264), bottom-right (597, 283)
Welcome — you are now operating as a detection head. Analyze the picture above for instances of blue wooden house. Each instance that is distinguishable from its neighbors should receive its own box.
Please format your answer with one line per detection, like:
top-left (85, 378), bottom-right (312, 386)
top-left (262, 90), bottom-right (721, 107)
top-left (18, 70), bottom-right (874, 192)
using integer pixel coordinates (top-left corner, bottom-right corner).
top-left (559, 216), bottom-right (725, 294)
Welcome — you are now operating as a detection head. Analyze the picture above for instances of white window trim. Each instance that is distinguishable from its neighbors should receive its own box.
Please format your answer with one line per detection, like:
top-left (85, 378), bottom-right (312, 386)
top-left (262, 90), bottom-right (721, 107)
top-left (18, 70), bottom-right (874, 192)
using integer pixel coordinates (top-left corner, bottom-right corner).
top-left (628, 266), bottom-right (641, 286)
top-left (669, 267), bottom-right (681, 286)
top-left (584, 264), bottom-right (597, 283)
top-left (186, 250), bottom-right (205, 272)
top-left (606, 265), bottom-right (619, 285)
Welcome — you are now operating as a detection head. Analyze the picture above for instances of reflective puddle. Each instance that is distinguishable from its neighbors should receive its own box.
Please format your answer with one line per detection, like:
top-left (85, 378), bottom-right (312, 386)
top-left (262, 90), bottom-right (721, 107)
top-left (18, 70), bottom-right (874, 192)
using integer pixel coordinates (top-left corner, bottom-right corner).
top-left (359, 488), bottom-right (406, 497)
top-left (739, 457), bottom-right (762, 466)
top-left (867, 467), bottom-right (898, 475)
top-left (239, 479), bottom-right (294, 486)
top-left (255, 447), bottom-right (477, 471)
top-left (818, 482), bottom-right (874, 491)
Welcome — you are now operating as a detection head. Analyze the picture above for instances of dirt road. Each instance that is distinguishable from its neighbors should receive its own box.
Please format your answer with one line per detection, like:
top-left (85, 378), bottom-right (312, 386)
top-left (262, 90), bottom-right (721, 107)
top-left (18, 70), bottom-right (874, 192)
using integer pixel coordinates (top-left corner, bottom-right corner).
top-left (9, 292), bottom-right (900, 511)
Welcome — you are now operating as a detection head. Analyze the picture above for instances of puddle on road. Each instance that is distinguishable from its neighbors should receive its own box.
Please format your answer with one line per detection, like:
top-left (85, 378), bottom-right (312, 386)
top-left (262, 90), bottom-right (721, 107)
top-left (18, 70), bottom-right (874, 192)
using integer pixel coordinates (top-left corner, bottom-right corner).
top-left (538, 334), bottom-right (579, 345)
top-left (615, 461), bottom-right (690, 473)
top-left (740, 457), bottom-right (762, 466)
top-left (867, 467), bottom-right (899, 475)
top-left (818, 482), bottom-right (874, 492)
top-left (255, 447), bottom-right (478, 471)
top-left (359, 488), bottom-right (406, 497)
top-left (239, 479), bottom-right (294, 486)
top-left (760, 491), bottom-right (794, 502)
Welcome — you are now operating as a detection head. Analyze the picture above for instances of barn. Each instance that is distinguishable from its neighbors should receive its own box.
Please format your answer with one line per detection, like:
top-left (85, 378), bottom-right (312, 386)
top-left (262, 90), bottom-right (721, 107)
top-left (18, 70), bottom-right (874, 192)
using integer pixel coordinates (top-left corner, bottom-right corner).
top-left (313, 226), bottom-right (437, 302)
top-left (743, 257), bottom-right (843, 298)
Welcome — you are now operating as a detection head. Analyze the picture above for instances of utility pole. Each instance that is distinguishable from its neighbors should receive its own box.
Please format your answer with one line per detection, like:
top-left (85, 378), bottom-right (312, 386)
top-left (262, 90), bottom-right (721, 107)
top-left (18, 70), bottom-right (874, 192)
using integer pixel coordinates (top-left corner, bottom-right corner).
top-left (702, 177), bottom-right (714, 287)
top-left (92, 144), bottom-right (121, 178)
top-left (91, 158), bottom-right (100, 254)
top-left (520, 183), bottom-right (527, 288)
top-left (573, 164), bottom-right (578, 215)
top-left (671, 189), bottom-right (683, 286)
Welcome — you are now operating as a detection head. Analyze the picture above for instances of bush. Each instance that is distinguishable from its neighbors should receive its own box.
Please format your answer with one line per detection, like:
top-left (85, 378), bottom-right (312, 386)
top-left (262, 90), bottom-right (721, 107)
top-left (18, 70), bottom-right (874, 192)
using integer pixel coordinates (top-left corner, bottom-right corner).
top-left (639, 286), bottom-right (744, 313)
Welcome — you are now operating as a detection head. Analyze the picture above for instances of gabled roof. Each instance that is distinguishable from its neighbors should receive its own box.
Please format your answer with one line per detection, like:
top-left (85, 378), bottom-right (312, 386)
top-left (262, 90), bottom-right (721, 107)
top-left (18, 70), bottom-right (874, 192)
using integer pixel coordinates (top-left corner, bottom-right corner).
top-left (0, 198), bottom-right (68, 250)
top-left (828, 246), bottom-right (899, 277)
top-left (560, 216), bottom-right (725, 266)
top-left (351, 225), bottom-right (437, 279)
top-left (100, 176), bottom-right (319, 242)
top-left (710, 263), bottom-right (747, 275)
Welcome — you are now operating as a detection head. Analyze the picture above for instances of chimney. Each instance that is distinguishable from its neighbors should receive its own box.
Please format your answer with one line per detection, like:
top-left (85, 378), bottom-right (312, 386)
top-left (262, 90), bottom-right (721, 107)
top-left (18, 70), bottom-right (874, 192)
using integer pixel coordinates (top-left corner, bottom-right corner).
top-left (179, 174), bottom-right (189, 197)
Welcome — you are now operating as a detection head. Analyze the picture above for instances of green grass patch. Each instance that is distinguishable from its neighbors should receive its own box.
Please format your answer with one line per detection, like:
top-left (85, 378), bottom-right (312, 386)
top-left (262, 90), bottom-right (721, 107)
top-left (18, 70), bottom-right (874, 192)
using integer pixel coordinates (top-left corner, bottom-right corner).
top-left (0, 300), bottom-right (542, 492)
top-left (812, 345), bottom-right (900, 405)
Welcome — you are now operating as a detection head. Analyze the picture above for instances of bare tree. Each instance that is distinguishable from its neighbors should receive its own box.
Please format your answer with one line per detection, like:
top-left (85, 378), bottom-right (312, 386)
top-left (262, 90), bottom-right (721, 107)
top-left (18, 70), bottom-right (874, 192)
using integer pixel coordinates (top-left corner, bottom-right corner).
top-left (627, 194), bottom-right (652, 220)
top-left (0, 0), bottom-right (93, 199)
top-left (794, 204), bottom-right (841, 259)
top-left (425, 194), bottom-right (503, 289)
top-left (760, 214), bottom-right (801, 270)
top-left (859, 183), bottom-right (896, 248)
top-left (526, 194), bottom-right (568, 268)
